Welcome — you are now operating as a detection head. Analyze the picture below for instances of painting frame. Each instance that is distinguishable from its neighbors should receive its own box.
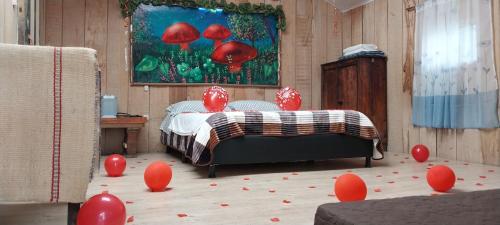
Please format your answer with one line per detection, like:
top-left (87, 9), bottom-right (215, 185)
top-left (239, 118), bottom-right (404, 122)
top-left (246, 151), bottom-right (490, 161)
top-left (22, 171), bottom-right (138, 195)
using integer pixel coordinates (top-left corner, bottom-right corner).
top-left (129, 3), bottom-right (282, 87)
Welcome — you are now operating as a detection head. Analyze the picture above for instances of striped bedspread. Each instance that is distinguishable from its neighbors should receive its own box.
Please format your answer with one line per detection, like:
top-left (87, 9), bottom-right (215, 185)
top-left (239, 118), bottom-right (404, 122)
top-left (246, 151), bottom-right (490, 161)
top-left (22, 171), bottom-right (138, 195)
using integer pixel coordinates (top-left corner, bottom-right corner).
top-left (162, 110), bottom-right (383, 166)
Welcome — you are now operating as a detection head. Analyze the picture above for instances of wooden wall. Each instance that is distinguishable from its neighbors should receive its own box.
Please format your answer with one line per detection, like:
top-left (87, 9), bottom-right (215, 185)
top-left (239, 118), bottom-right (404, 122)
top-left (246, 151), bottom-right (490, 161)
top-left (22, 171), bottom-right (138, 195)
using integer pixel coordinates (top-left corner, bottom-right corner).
top-left (343, 0), bottom-right (500, 165)
top-left (40, 0), bottom-right (344, 153)
top-left (0, 1), bottom-right (18, 43)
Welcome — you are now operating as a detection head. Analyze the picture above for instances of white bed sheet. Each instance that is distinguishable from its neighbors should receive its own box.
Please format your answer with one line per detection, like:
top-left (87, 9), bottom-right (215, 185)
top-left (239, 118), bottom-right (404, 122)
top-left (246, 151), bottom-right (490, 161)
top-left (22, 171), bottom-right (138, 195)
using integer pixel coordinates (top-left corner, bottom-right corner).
top-left (160, 112), bottom-right (214, 135)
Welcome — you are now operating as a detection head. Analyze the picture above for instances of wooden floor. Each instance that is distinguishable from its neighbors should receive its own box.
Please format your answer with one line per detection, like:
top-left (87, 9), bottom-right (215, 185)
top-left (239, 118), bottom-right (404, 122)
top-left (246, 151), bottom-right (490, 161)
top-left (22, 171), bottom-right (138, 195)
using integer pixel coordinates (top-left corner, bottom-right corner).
top-left (2, 152), bottom-right (500, 225)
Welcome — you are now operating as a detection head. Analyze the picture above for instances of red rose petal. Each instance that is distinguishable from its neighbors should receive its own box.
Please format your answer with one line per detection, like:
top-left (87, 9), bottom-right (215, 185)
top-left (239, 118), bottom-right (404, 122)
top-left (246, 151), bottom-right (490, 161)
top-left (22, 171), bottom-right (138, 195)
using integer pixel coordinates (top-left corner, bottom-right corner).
top-left (282, 199), bottom-right (291, 204)
top-left (220, 203), bottom-right (229, 207)
top-left (177, 213), bottom-right (188, 218)
top-left (476, 183), bottom-right (484, 186)
top-left (374, 188), bottom-right (382, 192)
top-left (387, 181), bottom-right (395, 184)
top-left (392, 171), bottom-right (399, 174)
top-left (243, 177), bottom-right (250, 180)
top-left (268, 189), bottom-right (276, 193)
top-left (308, 186), bottom-right (316, 189)
top-left (100, 184), bottom-right (108, 187)
top-left (488, 169), bottom-right (494, 172)
top-left (376, 175), bottom-right (383, 178)
top-left (479, 176), bottom-right (487, 179)
top-left (282, 177), bottom-right (289, 180)
top-left (412, 176), bottom-right (419, 179)
top-left (457, 177), bottom-right (464, 181)
top-left (209, 183), bottom-right (217, 187)
top-left (127, 216), bottom-right (134, 223)
top-left (292, 172), bottom-right (299, 175)
top-left (126, 201), bottom-right (134, 204)
top-left (270, 218), bottom-right (280, 222)
top-left (242, 187), bottom-right (250, 191)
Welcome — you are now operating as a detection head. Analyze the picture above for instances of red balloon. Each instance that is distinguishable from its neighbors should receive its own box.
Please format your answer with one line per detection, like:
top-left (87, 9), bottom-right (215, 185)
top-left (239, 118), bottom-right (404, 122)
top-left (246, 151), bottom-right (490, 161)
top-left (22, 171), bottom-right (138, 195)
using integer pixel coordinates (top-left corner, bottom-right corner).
top-left (77, 192), bottom-right (126, 225)
top-left (427, 165), bottom-right (456, 192)
top-left (334, 173), bottom-right (367, 202)
top-left (275, 86), bottom-right (302, 111)
top-left (104, 154), bottom-right (126, 177)
top-left (411, 144), bottom-right (430, 162)
top-left (203, 86), bottom-right (229, 112)
top-left (144, 161), bottom-right (173, 192)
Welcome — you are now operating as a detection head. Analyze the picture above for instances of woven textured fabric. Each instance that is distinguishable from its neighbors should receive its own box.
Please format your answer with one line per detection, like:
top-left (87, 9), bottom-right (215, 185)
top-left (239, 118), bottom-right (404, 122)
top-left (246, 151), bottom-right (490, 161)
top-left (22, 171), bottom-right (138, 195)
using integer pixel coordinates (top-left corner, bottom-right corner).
top-left (0, 44), bottom-right (99, 203)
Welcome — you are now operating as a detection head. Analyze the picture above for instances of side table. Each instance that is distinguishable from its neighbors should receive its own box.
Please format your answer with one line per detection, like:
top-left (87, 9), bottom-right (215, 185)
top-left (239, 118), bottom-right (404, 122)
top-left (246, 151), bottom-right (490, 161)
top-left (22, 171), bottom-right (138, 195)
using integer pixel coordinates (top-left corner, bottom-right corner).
top-left (100, 116), bottom-right (147, 157)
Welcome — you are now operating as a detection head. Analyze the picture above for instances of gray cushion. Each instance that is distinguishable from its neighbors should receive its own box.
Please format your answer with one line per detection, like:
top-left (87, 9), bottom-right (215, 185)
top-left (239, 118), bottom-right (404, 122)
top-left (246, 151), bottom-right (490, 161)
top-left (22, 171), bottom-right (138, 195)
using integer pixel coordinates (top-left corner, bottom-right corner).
top-left (315, 189), bottom-right (500, 225)
top-left (228, 100), bottom-right (280, 111)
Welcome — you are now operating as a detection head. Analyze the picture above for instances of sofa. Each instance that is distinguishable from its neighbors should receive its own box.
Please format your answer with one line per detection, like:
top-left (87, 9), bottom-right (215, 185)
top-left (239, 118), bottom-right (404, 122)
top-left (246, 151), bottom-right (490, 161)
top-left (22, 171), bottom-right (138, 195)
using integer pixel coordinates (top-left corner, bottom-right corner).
top-left (0, 44), bottom-right (100, 224)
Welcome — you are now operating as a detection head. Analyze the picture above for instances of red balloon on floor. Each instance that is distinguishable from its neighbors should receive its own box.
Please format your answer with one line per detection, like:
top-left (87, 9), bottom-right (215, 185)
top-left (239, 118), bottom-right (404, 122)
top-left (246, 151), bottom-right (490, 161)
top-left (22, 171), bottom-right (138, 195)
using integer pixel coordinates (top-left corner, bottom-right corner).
top-left (104, 154), bottom-right (126, 177)
top-left (77, 192), bottom-right (126, 225)
top-left (203, 86), bottom-right (229, 112)
top-left (275, 86), bottom-right (302, 111)
top-left (427, 165), bottom-right (456, 192)
top-left (411, 144), bottom-right (430, 162)
top-left (334, 173), bottom-right (367, 202)
top-left (144, 161), bottom-right (173, 192)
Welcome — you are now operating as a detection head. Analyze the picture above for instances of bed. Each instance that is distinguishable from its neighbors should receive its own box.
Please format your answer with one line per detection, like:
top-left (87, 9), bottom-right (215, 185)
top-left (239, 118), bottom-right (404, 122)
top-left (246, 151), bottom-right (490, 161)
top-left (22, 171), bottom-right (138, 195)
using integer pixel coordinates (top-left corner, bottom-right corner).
top-left (160, 100), bottom-right (384, 177)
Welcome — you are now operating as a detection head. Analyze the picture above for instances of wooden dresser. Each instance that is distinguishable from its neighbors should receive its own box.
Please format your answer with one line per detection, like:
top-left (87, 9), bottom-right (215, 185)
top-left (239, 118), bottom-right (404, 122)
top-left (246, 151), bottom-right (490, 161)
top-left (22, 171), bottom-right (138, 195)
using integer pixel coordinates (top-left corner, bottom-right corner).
top-left (321, 56), bottom-right (387, 148)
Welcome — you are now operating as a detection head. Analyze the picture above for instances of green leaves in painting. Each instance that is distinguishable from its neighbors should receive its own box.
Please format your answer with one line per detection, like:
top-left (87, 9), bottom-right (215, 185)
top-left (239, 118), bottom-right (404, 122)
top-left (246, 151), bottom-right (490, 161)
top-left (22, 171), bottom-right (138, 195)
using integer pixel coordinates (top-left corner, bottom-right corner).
top-left (135, 55), bottom-right (159, 72)
top-left (119, 0), bottom-right (286, 31)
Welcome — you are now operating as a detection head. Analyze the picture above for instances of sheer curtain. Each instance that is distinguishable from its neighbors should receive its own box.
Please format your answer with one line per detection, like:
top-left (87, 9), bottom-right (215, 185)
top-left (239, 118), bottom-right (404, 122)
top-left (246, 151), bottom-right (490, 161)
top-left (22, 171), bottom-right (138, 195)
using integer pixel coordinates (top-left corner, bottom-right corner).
top-left (413, 0), bottom-right (499, 128)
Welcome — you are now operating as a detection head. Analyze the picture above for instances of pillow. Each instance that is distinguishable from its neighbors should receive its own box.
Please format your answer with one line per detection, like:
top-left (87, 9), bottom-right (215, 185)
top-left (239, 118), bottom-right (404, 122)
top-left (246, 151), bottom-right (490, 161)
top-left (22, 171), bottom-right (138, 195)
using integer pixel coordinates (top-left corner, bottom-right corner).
top-left (228, 100), bottom-right (280, 111)
top-left (165, 100), bottom-right (230, 114)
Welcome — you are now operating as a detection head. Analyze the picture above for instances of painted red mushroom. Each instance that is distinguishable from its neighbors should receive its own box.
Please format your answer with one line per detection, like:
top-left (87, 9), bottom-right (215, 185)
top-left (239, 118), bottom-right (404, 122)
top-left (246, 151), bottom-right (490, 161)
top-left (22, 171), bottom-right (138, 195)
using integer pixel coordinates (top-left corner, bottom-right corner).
top-left (210, 41), bottom-right (257, 73)
top-left (161, 22), bottom-right (200, 50)
top-left (203, 24), bottom-right (231, 48)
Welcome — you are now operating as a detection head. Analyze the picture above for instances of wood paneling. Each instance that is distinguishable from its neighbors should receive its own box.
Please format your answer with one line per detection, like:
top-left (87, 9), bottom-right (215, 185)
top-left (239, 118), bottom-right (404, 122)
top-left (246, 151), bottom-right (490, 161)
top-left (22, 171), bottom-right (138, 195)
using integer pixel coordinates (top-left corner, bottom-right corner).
top-left (350, 7), bottom-right (363, 45)
top-left (295, 0), bottom-right (313, 109)
top-left (386, 0), bottom-right (404, 153)
top-left (62, 0), bottom-right (85, 46)
top-left (344, 0), bottom-right (500, 165)
top-left (41, 0), bottom-right (342, 153)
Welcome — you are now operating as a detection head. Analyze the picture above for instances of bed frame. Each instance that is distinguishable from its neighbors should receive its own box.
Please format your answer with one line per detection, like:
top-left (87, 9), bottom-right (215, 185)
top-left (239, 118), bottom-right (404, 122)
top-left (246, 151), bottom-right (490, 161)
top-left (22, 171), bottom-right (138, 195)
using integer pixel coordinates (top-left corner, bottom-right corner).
top-left (166, 133), bottom-right (374, 178)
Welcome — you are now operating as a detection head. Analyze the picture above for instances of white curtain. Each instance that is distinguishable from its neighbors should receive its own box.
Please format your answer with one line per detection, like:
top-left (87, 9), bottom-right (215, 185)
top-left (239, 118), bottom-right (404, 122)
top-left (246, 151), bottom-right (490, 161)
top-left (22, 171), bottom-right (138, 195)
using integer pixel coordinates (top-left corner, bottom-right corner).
top-left (413, 0), bottom-right (499, 128)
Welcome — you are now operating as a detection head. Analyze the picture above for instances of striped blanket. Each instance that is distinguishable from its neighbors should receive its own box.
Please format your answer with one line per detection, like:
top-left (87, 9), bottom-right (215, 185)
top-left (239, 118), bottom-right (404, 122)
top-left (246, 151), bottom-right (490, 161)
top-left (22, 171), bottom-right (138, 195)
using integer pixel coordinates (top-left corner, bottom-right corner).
top-left (162, 110), bottom-right (383, 166)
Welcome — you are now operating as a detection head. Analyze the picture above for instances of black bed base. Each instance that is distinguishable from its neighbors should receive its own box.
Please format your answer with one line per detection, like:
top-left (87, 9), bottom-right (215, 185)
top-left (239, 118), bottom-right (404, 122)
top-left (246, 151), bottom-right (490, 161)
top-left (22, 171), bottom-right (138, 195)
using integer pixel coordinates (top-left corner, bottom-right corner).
top-left (166, 134), bottom-right (373, 178)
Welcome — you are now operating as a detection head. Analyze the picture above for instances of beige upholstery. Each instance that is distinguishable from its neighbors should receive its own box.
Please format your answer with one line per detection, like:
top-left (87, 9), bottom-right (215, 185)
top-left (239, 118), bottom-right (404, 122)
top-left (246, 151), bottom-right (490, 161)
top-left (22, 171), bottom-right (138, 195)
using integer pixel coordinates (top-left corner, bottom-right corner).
top-left (0, 44), bottom-right (99, 203)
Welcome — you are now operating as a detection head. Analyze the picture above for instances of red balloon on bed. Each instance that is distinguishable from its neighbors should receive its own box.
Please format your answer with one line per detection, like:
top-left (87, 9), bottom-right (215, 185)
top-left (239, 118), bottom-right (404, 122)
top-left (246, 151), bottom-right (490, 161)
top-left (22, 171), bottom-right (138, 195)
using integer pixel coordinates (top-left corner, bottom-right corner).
top-left (203, 86), bottom-right (229, 112)
top-left (275, 86), bottom-right (302, 111)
